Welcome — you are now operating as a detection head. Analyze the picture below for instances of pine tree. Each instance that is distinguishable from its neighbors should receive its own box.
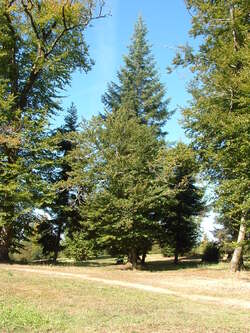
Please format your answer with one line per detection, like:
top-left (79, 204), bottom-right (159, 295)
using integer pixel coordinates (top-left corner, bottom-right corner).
top-left (173, 0), bottom-right (249, 271)
top-left (157, 143), bottom-right (204, 264)
top-left (102, 16), bottom-right (170, 137)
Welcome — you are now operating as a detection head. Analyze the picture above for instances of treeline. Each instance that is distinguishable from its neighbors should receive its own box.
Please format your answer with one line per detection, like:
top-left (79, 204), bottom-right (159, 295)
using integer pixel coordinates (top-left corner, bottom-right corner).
top-left (0, 1), bottom-right (249, 271)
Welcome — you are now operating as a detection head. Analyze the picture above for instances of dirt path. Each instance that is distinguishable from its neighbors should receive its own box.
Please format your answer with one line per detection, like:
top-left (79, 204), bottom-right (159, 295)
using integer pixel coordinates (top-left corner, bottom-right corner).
top-left (2, 265), bottom-right (250, 310)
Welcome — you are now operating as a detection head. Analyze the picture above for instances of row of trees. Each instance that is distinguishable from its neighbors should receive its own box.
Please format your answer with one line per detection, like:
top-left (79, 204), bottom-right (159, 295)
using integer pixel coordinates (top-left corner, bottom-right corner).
top-left (0, 1), bottom-right (248, 271)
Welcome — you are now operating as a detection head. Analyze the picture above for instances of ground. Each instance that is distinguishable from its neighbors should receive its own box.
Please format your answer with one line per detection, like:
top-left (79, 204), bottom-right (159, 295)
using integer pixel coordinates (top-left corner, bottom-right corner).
top-left (0, 255), bottom-right (249, 332)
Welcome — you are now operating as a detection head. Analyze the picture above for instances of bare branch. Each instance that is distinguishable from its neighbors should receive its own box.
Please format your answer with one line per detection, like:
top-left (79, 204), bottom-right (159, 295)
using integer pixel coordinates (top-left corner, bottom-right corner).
top-left (62, 5), bottom-right (68, 30)
top-left (21, 0), bottom-right (41, 43)
top-left (184, 0), bottom-right (194, 18)
top-left (5, 0), bottom-right (17, 8)
top-left (3, 7), bottom-right (19, 95)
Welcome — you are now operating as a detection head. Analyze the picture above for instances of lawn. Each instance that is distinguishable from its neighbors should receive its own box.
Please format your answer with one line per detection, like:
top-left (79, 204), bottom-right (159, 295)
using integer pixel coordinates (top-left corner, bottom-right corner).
top-left (0, 257), bottom-right (249, 332)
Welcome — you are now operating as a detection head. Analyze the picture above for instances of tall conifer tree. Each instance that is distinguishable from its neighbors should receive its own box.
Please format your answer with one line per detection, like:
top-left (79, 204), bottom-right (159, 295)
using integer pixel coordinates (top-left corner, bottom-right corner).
top-left (102, 16), bottom-right (170, 137)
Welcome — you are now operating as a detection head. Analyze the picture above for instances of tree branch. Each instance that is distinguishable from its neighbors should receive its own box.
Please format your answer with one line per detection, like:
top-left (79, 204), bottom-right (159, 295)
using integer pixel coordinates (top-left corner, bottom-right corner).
top-left (3, 6), bottom-right (19, 95)
top-left (19, 0), bottom-right (107, 109)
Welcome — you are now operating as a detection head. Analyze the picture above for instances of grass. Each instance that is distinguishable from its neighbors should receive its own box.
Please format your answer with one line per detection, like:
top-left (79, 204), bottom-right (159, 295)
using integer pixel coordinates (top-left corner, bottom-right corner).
top-left (0, 297), bottom-right (69, 332)
top-left (0, 260), bottom-right (249, 333)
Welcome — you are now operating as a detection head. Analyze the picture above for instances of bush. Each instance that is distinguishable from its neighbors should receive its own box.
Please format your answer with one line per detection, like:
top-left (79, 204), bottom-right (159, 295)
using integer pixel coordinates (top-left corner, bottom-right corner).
top-left (161, 244), bottom-right (175, 257)
top-left (10, 240), bottom-right (44, 262)
top-left (202, 242), bottom-right (220, 263)
top-left (63, 232), bottom-right (98, 261)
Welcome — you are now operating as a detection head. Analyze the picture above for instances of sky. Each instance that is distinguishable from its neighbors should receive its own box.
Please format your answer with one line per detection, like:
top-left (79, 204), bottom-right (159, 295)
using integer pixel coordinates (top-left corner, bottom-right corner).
top-left (60, 0), bottom-right (193, 141)
top-left (59, 0), bottom-right (216, 239)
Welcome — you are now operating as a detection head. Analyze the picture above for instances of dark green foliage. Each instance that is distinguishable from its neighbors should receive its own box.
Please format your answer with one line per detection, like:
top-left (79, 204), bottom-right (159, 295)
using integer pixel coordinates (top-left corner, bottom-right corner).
top-left (37, 104), bottom-right (79, 262)
top-left (66, 107), bottom-right (162, 268)
top-left (157, 143), bottom-right (204, 264)
top-left (102, 16), bottom-right (170, 137)
top-left (161, 244), bottom-right (175, 258)
top-left (202, 242), bottom-right (220, 263)
top-left (64, 103), bottom-right (78, 132)
top-left (64, 232), bottom-right (98, 261)
top-left (0, 1), bottom-right (105, 261)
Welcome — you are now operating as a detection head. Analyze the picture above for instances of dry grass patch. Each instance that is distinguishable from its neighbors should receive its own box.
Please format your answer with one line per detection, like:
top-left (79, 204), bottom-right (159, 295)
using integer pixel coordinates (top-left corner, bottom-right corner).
top-left (0, 264), bottom-right (249, 333)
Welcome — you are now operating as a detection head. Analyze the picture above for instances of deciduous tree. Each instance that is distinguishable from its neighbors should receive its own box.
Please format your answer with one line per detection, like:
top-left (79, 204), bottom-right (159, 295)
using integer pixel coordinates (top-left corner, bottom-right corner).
top-left (0, 0), bottom-right (106, 261)
top-left (173, 0), bottom-right (249, 271)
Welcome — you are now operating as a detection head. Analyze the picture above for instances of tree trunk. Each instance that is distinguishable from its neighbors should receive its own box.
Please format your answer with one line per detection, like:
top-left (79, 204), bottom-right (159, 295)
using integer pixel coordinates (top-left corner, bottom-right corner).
top-left (53, 247), bottom-right (59, 264)
top-left (141, 252), bottom-right (146, 265)
top-left (129, 248), bottom-right (138, 270)
top-left (0, 226), bottom-right (13, 262)
top-left (174, 250), bottom-right (179, 264)
top-left (0, 245), bottom-right (10, 262)
top-left (53, 223), bottom-right (62, 264)
top-left (230, 217), bottom-right (246, 272)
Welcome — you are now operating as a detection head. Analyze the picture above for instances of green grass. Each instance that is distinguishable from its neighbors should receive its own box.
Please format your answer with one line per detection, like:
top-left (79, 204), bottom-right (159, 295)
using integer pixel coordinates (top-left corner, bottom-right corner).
top-left (0, 297), bottom-right (70, 332)
top-left (0, 268), bottom-right (249, 333)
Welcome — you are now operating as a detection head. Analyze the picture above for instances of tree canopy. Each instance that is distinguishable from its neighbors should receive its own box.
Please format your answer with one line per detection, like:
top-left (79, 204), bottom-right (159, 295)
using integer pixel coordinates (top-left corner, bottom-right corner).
top-left (173, 0), bottom-right (249, 271)
top-left (0, 0), bottom-right (106, 261)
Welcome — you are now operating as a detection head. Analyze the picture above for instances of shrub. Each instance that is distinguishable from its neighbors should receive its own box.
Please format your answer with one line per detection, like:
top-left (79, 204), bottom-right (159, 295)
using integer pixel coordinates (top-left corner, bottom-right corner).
top-left (63, 232), bottom-right (98, 261)
top-left (202, 242), bottom-right (220, 263)
top-left (161, 244), bottom-right (175, 257)
top-left (10, 240), bottom-right (44, 262)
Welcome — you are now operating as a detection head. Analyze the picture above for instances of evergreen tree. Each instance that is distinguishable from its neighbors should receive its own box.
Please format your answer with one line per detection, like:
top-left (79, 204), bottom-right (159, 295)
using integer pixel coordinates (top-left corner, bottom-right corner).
top-left (102, 16), bottom-right (170, 137)
top-left (67, 108), bottom-right (161, 268)
top-left (173, 0), bottom-right (249, 271)
top-left (63, 18), bottom-right (172, 267)
top-left (0, 0), bottom-right (105, 262)
top-left (37, 103), bottom-right (79, 262)
top-left (157, 143), bottom-right (204, 264)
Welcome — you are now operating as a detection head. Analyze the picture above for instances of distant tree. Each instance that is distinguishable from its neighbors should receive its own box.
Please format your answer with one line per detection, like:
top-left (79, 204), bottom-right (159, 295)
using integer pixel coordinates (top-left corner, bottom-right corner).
top-left (157, 143), bottom-right (204, 264)
top-left (37, 103), bottom-right (79, 263)
top-left (173, 0), bottom-right (249, 271)
top-left (0, 0), bottom-right (105, 262)
top-left (102, 16), bottom-right (171, 137)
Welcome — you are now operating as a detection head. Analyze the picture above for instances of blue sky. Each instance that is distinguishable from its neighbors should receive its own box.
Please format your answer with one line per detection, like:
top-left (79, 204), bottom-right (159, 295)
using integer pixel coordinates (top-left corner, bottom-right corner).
top-left (60, 0), bottom-right (194, 143)
top-left (59, 0), bottom-right (215, 238)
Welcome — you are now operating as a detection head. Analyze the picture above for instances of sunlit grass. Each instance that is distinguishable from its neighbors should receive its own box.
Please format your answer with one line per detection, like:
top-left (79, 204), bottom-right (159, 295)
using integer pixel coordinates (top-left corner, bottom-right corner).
top-left (0, 266), bottom-right (249, 333)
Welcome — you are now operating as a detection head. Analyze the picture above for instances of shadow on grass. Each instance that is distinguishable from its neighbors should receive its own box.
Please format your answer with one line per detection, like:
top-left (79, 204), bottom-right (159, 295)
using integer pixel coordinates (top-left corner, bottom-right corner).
top-left (142, 259), bottom-right (203, 272)
top-left (142, 257), bottom-right (234, 272)
top-left (8, 256), bottom-right (248, 273)
top-left (10, 255), bottom-right (117, 268)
